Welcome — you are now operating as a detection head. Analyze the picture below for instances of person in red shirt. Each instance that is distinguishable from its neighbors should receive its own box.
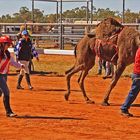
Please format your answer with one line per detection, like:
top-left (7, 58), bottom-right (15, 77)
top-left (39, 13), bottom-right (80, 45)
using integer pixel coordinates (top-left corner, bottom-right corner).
top-left (121, 47), bottom-right (140, 117)
top-left (0, 36), bottom-right (24, 117)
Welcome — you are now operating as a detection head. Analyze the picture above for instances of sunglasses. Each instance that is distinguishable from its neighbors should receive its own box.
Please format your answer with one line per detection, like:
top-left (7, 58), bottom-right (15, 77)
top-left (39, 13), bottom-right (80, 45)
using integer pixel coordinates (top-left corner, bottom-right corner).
top-left (23, 34), bottom-right (29, 36)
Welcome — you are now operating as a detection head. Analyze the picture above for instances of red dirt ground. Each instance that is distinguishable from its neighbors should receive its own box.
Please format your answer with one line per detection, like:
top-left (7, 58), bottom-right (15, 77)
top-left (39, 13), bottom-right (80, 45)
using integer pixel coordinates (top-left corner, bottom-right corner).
top-left (0, 56), bottom-right (140, 140)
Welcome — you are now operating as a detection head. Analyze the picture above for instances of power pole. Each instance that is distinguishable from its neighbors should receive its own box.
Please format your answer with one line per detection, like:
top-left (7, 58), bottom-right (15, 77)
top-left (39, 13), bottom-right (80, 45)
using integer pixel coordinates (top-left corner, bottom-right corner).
top-left (122, 0), bottom-right (125, 23)
top-left (32, 0), bottom-right (35, 23)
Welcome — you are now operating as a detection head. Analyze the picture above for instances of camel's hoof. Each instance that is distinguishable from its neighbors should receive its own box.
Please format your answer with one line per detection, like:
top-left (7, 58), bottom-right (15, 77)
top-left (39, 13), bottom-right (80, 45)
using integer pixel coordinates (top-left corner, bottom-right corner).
top-left (64, 94), bottom-right (69, 101)
top-left (101, 101), bottom-right (110, 106)
top-left (86, 100), bottom-right (95, 104)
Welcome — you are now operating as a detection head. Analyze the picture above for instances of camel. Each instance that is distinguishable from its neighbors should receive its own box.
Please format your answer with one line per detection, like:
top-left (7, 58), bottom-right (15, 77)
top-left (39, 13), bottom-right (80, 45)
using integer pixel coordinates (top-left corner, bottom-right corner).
top-left (65, 32), bottom-right (118, 103)
top-left (65, 18), bottom-right (140, 105)
top-left (96, 18), bottom-right (140, 105)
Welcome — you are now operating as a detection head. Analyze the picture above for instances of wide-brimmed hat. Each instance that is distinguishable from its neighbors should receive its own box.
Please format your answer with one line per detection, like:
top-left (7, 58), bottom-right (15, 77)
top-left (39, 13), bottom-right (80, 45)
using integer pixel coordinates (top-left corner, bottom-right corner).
top-left (0, 36), bottom-right (13, 44)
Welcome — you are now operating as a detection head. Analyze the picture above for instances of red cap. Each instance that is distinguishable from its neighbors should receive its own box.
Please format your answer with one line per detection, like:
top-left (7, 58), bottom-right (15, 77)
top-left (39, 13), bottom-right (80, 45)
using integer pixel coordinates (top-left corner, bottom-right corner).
top-left (0, 36), bottom-right (13, 44)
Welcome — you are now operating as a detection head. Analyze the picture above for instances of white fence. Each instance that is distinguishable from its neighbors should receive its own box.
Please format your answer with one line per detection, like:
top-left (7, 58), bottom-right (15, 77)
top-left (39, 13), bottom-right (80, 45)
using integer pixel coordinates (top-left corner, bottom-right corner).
top-left (2, 22), bottom-right (140, 50)
top-left (8, 48), bottom-right (74, 55)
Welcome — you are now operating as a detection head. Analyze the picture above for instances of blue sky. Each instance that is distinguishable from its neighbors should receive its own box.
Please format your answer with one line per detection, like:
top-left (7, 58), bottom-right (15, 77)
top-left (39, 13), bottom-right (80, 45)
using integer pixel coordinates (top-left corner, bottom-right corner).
top-left (0, 0), bottom-right (140, 16)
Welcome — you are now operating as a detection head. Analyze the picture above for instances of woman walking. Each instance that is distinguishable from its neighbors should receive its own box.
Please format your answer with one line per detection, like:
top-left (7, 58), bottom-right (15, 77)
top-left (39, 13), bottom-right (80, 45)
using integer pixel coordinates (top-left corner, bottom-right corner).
top-left (0, 36), bottom-right (24, 117)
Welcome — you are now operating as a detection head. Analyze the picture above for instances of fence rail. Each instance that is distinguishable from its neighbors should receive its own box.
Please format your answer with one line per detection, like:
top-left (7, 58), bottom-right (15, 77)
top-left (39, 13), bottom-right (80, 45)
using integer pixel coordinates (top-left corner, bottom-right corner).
top-left (1, 22), bottom-right (140, 49)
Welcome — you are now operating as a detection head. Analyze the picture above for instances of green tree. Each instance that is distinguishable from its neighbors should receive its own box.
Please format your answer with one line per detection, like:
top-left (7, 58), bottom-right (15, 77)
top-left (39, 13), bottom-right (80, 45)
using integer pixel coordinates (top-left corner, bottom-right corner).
top-left (94, 8), bottom-right (120, 21)
top-left (33, 9), bottom-right (44, 22)
top-left (0, 6), bottom-right (140, 23)
top-left (124, 9), bottom-right (139, 23)
top-left (47, 14), bottom-right (57, 23)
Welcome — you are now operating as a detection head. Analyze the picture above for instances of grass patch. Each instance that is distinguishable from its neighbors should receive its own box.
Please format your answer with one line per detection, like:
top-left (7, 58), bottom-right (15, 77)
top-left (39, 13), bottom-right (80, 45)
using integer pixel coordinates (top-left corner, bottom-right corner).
top-left (9, 54), bottom-right (133, 77)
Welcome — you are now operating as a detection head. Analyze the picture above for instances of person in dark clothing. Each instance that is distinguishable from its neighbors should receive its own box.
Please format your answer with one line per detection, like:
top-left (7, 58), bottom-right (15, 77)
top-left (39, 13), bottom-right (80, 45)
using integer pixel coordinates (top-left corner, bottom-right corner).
top-left (0, 36), bottom-right (24, 117)
top-left (15, 30), bottom-right (37, 73)
top-left (15, 30), bottom-right (39, 90)
top-left (97, 58), bottom-right (106, 75)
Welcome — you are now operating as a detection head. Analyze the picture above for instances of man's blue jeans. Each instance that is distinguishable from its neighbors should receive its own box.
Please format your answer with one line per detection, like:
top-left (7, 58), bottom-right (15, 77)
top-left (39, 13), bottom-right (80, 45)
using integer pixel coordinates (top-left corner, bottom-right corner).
top-left (121, 73), bottom-right (140, 111)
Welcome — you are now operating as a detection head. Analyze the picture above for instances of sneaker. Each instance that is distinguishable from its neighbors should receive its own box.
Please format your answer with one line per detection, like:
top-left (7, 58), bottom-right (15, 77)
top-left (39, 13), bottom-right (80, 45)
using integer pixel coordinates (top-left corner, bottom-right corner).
top-left (6, 113), bottom-right (17, 117)
top-left (121, 109), bottom-right (133, 117)
top-left (102, 76), bottom-right (107, 79)
top-left (29, 85), bottom-right (33, 90)
top-left (96, 72), bottom-right (102, 75)
top-left (102, 75), bottom-right (112, 79)
top-left (17, 85), bottom-right (24, 90)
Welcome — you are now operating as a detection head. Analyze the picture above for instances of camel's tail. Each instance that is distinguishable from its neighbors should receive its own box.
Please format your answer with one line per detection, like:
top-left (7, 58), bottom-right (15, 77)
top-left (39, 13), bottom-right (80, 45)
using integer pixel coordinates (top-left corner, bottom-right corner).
top-left (74, 44), bottom-right (77, 58)
top-left (65, 45), bottom-right (77, 75)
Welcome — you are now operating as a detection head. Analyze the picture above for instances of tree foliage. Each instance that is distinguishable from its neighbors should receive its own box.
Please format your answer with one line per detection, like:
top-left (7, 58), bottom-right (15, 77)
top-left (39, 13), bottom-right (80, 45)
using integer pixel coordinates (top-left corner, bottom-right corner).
top-left (0, 6), bottom-right (140, 23)
top-left (124, 9), bottom-right (139, 23)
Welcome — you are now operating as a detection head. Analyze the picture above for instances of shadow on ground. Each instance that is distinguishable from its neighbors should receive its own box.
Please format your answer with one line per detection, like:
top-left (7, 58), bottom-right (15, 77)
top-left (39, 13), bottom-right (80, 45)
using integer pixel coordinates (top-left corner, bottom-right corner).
top-left (16, 115), bottom-right (85, 120)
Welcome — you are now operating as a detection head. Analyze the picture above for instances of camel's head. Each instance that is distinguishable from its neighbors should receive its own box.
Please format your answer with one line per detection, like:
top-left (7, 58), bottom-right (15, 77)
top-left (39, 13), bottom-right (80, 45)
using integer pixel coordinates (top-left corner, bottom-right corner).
top-left (95, 18), bottom-right (124, 39)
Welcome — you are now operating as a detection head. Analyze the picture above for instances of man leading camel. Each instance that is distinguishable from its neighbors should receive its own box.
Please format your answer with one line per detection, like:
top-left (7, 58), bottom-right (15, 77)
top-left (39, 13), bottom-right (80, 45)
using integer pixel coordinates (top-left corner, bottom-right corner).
top-left (121, 46), bottom-right (140, 117)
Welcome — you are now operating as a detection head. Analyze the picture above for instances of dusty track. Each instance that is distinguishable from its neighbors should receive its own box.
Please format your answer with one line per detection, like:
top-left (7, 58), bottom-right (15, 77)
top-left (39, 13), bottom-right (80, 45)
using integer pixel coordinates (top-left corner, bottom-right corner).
top-left (0, 74), bottom-right (140, 140)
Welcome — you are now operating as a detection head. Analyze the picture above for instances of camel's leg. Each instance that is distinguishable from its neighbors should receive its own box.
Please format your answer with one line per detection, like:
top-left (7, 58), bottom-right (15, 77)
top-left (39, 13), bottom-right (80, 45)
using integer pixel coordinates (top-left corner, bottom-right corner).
top-left (65, 65), bottom-right (84, 101)
top-left (65, 66), bottom-right (75, 75)
top-left (78, 70), bottom-right (95, 104)
top-left (77, 71), bottom-right (83, 83)
top-left (102, 63), bottom-right (126, 106)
